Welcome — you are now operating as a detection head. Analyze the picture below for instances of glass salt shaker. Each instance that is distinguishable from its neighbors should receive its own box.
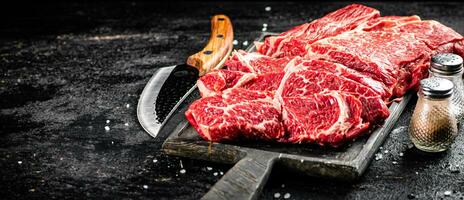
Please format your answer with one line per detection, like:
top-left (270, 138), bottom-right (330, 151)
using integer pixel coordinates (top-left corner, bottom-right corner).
top-left (409, 77), bottom-right (458, 152)
top-left (429, 53), bottom-right (464, 122)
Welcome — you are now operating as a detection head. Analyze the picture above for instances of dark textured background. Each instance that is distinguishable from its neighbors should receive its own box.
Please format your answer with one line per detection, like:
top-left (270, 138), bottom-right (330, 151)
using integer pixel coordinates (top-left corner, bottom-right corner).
top-left (1, 1), bottom-right (464, 199)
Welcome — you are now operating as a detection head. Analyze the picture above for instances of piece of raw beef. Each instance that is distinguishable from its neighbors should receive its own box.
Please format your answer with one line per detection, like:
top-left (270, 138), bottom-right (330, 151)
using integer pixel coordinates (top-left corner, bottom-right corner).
top-left (276, 59), bottom-right (390, 125)
top-left (185, 88), bottom-right (285, 142)
top-left (256, 4), bottom-right (380, 57)
top-left (280, 91), bottom-right (369, 145)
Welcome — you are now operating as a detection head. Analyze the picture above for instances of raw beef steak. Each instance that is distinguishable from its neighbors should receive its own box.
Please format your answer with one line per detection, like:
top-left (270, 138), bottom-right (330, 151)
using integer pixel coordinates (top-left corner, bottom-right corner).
top-left (306, 19), bottom-right (464, 97)
top-left (306, 30), bottom-right (432, 97)
top-left (256, 4), bottom-right (380, 57)
top-left (185, 88), bottom-right (285, 142)
top-left (277, 60), bottom-right (390, 124)
top-left (281, 91), bottom-right (369, 145)
top-left (289, 57), bottom-right (391, 99)
top-left (394, 20), bottom-right (463, 51)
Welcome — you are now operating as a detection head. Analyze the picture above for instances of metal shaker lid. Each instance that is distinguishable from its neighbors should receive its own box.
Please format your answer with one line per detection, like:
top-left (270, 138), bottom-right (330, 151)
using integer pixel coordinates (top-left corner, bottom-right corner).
top-left (420, 77), bottom-right (454, 98)
top-left (430, 53), bottom-right (463, 74)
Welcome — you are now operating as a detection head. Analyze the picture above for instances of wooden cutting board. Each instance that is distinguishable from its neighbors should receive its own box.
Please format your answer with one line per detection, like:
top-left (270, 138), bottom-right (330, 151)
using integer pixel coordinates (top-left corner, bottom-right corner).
top-left (157, 33), bottom-right (411, 200)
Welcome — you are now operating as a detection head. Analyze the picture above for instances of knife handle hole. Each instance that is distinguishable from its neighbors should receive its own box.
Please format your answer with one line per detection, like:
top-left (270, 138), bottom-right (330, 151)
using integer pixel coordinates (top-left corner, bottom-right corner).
top-left (204, 50), bottom-right (212, 55)
top-left (218, 18), bottom-right (225, 21)
top-left (217, 34), bottom-right (224, 38)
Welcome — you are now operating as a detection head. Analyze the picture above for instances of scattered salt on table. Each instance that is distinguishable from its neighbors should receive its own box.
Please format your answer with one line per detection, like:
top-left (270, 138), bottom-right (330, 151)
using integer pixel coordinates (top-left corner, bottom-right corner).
top-left (375, 153), bottom-right (383, 161)
top-left (104, 126), bottom-right (110, 131)
top-left (284, 193), bottom-right (291, 199)
top-left (265, 6), bottom-right (271, 12)
top-left (274, 193), bottom-right (281, 198)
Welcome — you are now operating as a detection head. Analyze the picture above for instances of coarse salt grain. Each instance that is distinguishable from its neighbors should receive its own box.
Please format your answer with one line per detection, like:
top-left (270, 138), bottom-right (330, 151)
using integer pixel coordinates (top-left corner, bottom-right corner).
top-left (106, 120), bottom-right (110, 124)
top-left (180, 169), bottom-right (186, 174)
top-left (375, 153), bottom-right (383, 161)
top-left (242, 41), bottom-right (249, 46)
top-left (104, 126), bottom-right (110, 131)
top-left (284, 193), bottom-right (291, 199)
top-left (124, 123), bottom-right (129, 126)
top-left (143, 185), bottom-right (148, 189)
top-left (274, 193), bottom-right (281, 198)
top-left (126, 104), bottom-right (130, 108)
top-left (233, 40), bottom-right (238, 45)
top-left (265, 6), bottom-right (271, 11)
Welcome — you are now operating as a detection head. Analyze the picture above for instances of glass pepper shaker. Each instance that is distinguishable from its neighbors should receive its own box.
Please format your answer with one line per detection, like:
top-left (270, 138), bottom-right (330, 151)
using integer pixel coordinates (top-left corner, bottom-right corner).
top-left (409, 77), bottom-right (458, 152)
top-left (429, 53), bottom-right (464, 122)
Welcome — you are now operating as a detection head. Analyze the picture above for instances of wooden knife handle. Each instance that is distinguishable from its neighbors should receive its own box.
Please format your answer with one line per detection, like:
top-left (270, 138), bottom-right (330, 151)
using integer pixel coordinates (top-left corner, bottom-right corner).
top-left (186, 14), bottom-right (233, 76)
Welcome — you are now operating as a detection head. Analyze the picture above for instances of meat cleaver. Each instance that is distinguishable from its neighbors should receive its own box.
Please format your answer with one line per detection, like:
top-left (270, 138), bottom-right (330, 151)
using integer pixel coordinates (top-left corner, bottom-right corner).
top-left (137, 15), bottom-right (233, 138)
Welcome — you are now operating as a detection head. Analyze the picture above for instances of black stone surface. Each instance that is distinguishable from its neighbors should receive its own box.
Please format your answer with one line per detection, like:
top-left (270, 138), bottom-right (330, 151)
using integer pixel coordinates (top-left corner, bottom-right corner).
top-left (1, 1), bottom-right (464, 199)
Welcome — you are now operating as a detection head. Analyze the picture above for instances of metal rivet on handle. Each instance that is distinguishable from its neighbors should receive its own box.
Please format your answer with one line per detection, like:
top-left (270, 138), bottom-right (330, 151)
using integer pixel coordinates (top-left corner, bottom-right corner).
top-left (204, 50), bottom-right (212, 55)
top-left (218, 18), bottom-right (225, 21)
top-left (217, 34), bottom-right (224, 38)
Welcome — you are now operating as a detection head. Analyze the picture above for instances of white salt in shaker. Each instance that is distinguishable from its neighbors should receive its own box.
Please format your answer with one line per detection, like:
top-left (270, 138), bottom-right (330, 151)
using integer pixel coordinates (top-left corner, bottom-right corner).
top-left (429, 53), bottom-right (464, 122)
top-left (409, 77), bottom-right (458, 152)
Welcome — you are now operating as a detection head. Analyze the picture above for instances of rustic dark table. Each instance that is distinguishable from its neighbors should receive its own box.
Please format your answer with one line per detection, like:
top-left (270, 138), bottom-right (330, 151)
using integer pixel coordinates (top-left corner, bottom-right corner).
top-left (1, 1), bottom-right (464, 199)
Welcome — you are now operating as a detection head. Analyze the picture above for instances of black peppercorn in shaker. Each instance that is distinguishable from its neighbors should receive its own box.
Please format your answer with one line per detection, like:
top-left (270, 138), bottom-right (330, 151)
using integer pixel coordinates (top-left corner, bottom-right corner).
top-left (409, 77), bottom-right (458, 152)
